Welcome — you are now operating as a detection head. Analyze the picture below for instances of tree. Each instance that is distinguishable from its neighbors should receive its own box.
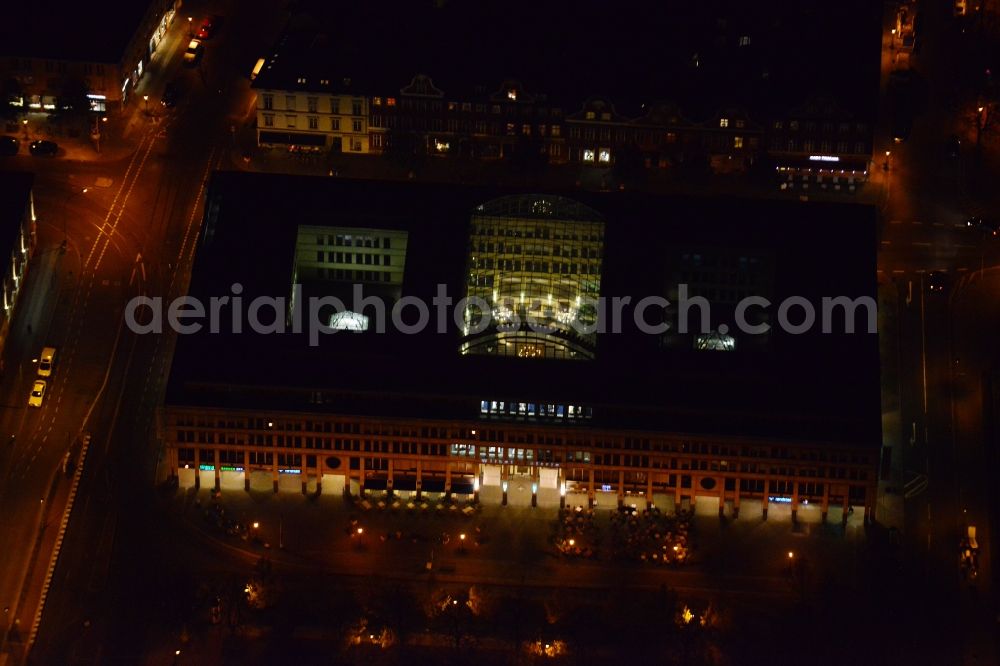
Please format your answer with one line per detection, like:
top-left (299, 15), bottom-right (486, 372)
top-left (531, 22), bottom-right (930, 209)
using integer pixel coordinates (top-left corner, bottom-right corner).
top-left (0, 78), bottom-right (22, 121)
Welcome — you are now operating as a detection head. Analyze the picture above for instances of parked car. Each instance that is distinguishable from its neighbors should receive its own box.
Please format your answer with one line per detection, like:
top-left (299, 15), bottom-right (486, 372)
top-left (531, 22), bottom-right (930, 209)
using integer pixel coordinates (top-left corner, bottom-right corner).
top-left (966, 216), bottom-right (1000, 236)
top-left (196, 17), bottom-right (217, 39)
top-left (0, 136), bottom-right (18, 156)
top-left (28, 379), bottom-right (46, 407)
top-left (29, 140), bottom-right (58, 156)
top-left (183, 39), bottom-right (204, 66)
top-left (161, 80), bottom-right (183, 108)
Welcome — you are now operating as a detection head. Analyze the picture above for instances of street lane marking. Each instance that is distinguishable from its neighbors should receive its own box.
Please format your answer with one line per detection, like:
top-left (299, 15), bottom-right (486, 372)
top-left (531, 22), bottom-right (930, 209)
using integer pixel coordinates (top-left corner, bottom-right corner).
top-left (890, 220), bottom-right (902, 224)
top-left (957, 267), bottom-right (969, 271)
top-left (892, 270), bottom-right (905, 274)
top-left (913, 241), bottom-right (931, 246)
top-left (881, 240), bottom-right (891, 245)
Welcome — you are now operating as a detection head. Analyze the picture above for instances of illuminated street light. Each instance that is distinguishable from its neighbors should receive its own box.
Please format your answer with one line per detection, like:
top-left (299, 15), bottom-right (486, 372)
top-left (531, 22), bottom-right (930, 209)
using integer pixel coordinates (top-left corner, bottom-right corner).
top-left (787, 551), bottom-right (795, 559)
top-left (459, 533), bottom-right (466, 541)
top-left (253, 521), bottom-right (259, 529)
top-left (143, 94), bottom-right (149, 113)
top-left (568, 538), bottom-right (575, 546)
top-left (356, 527), bottom-right (364, 535)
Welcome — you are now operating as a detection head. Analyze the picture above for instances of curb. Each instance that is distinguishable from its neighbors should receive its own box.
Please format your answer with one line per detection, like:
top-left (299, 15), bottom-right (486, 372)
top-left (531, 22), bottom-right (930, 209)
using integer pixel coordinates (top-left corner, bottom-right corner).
top-left (26, 433), bottom-right (91, 650)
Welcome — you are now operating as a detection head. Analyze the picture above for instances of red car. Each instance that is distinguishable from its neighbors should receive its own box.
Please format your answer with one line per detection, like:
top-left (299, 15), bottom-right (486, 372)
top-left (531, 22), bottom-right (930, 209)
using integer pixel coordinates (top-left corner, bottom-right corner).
top-left (196, 18), bottom-right (216, 39)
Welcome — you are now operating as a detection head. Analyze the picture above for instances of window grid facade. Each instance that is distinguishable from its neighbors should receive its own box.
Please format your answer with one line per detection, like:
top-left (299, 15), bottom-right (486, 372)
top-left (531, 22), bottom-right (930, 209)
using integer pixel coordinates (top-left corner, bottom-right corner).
top-left (462, 195), bottom-right (605, 360)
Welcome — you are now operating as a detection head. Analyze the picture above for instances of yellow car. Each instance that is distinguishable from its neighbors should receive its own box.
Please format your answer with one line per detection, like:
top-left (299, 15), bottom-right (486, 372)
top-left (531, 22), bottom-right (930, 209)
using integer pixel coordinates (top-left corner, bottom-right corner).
top-left (28, 380), bottom-right (46, 407)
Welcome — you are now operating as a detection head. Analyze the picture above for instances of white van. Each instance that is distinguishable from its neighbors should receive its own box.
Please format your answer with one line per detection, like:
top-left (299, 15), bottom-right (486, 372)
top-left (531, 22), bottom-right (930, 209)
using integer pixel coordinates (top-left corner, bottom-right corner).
top-left (38, 347), bottom-right (56, 377)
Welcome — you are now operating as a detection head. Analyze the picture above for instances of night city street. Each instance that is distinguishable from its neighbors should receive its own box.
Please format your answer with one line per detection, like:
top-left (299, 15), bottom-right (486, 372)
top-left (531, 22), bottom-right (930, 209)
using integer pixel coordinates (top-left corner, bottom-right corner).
top-left (1, 1), bottom-right (999, 664)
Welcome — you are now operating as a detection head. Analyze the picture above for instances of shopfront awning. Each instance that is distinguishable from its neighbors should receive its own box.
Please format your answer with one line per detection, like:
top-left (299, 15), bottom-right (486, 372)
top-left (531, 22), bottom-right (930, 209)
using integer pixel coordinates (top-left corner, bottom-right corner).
top-left (259, 131), bottom-right (326, 147)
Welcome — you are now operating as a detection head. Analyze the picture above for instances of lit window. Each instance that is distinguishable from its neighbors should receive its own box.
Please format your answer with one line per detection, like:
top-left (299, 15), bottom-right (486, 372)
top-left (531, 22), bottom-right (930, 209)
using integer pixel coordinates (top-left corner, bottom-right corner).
top-left (734, 136), bottom-right (743, 149)
top-left (387, 97), bottom-right (396, 106)
top-left (329, 311), bottom-right (368, 331)
top-left (583, 149), bottom-right (595, 162)
top-left (435, 139), bottom-right (450, 152)
top-left (507, 89), bottom-right (517, 100)
top-left (598, 149), bottom-right (611, 163)
top-left (739, 35), bottom-right (751, 47)
top-left (585, 111), bottom-right (595, 120)
top-left (373, 97), bottom-right (382, 106)
top-left (719, 118), bottom-right (729, 128)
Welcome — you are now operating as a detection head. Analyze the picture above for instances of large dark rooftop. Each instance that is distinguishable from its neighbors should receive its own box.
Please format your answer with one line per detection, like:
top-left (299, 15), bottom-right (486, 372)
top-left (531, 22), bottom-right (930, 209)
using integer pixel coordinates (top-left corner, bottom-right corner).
top-left (1, 0), bottom-right (154, 63)
top-left (165, 172), bottom-right (880, 449)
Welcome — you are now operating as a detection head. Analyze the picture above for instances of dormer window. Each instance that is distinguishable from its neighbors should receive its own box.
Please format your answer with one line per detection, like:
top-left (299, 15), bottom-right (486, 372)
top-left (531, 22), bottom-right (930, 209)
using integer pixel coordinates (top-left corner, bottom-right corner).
top-left (296, 77), bottom-right (306, 84)
top-left (719, 118), bottom-right (729, 128)
top-left (507, 89), bottom-right (517, 101)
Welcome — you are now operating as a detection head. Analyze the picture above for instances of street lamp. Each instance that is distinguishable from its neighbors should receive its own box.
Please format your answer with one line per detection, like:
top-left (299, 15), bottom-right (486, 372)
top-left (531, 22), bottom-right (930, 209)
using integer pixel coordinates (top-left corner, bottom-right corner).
top-left (187, 16), bottom-right (193, 37)
top-left (787, 551), bottom-right (795, 559)
top-left (883, 150), bottom-right (890, 171)
top-left (143, 95), bottom-right (149, 114)
top-left (21, 118), bottom-right (28, 141)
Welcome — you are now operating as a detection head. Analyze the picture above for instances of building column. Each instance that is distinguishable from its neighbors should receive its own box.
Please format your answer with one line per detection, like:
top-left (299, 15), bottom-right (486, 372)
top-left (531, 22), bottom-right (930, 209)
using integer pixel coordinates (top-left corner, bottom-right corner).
top-left (762, 478), bottom-right (770, 520)
top-left (213, 450), bottom-right (221, 491)
top-left (791, 480), bottom-right (800, 523)
top-left (558, 468), bottom-right (565, 509)
top-left (445, 465), bottom-right (452, 501)
top-left (587, 468), bottom-right (595, 509)
top-left (501, 464), bottom-right (509, 506)
top-left (689, 476), bottom-right (697, 513)
top-left (645, 474), bottom-right (654, 510)
top-left (820, 483), bottom-right (829, 522)
top-left (271, 454), bottom-right (278, 494)
top-left (841, 488), bottom-right (851, 526)
top-left (474, 464), bottom-right (481, 504)
top-left (864, 484), bottom-right (876, 524)
top-left (732, 480), bottom-right (740, 519)
top-left (415, 460), bottom-right (423, 501)
top-left (315, 461), bottom-right (322, 495)
top-left (718, 480), bottom-right (725, 520)
top-left (358, 457), bottom-right (366, 497)
top-left (616, 470), bottom-right (625, 508)
top-left (168, 447), bottom-right (177, 483)
top-left (193, 448), bottom-right (201, 490)
top-left (300, 456), bottom-right (308, 495)
top-left (244, 449), bottom-right (250, 491)
top-left (530, 466), bottom-right (538, 508)
top-left (673, 478), bottom-right (681, 515)
top-left (386, 459), bottom-right (394, 499)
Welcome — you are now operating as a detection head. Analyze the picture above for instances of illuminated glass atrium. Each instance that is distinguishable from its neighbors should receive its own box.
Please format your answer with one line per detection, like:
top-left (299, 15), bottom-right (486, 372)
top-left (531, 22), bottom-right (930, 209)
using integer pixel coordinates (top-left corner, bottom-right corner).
top-left (461, 195), bottom-right (604, 359)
